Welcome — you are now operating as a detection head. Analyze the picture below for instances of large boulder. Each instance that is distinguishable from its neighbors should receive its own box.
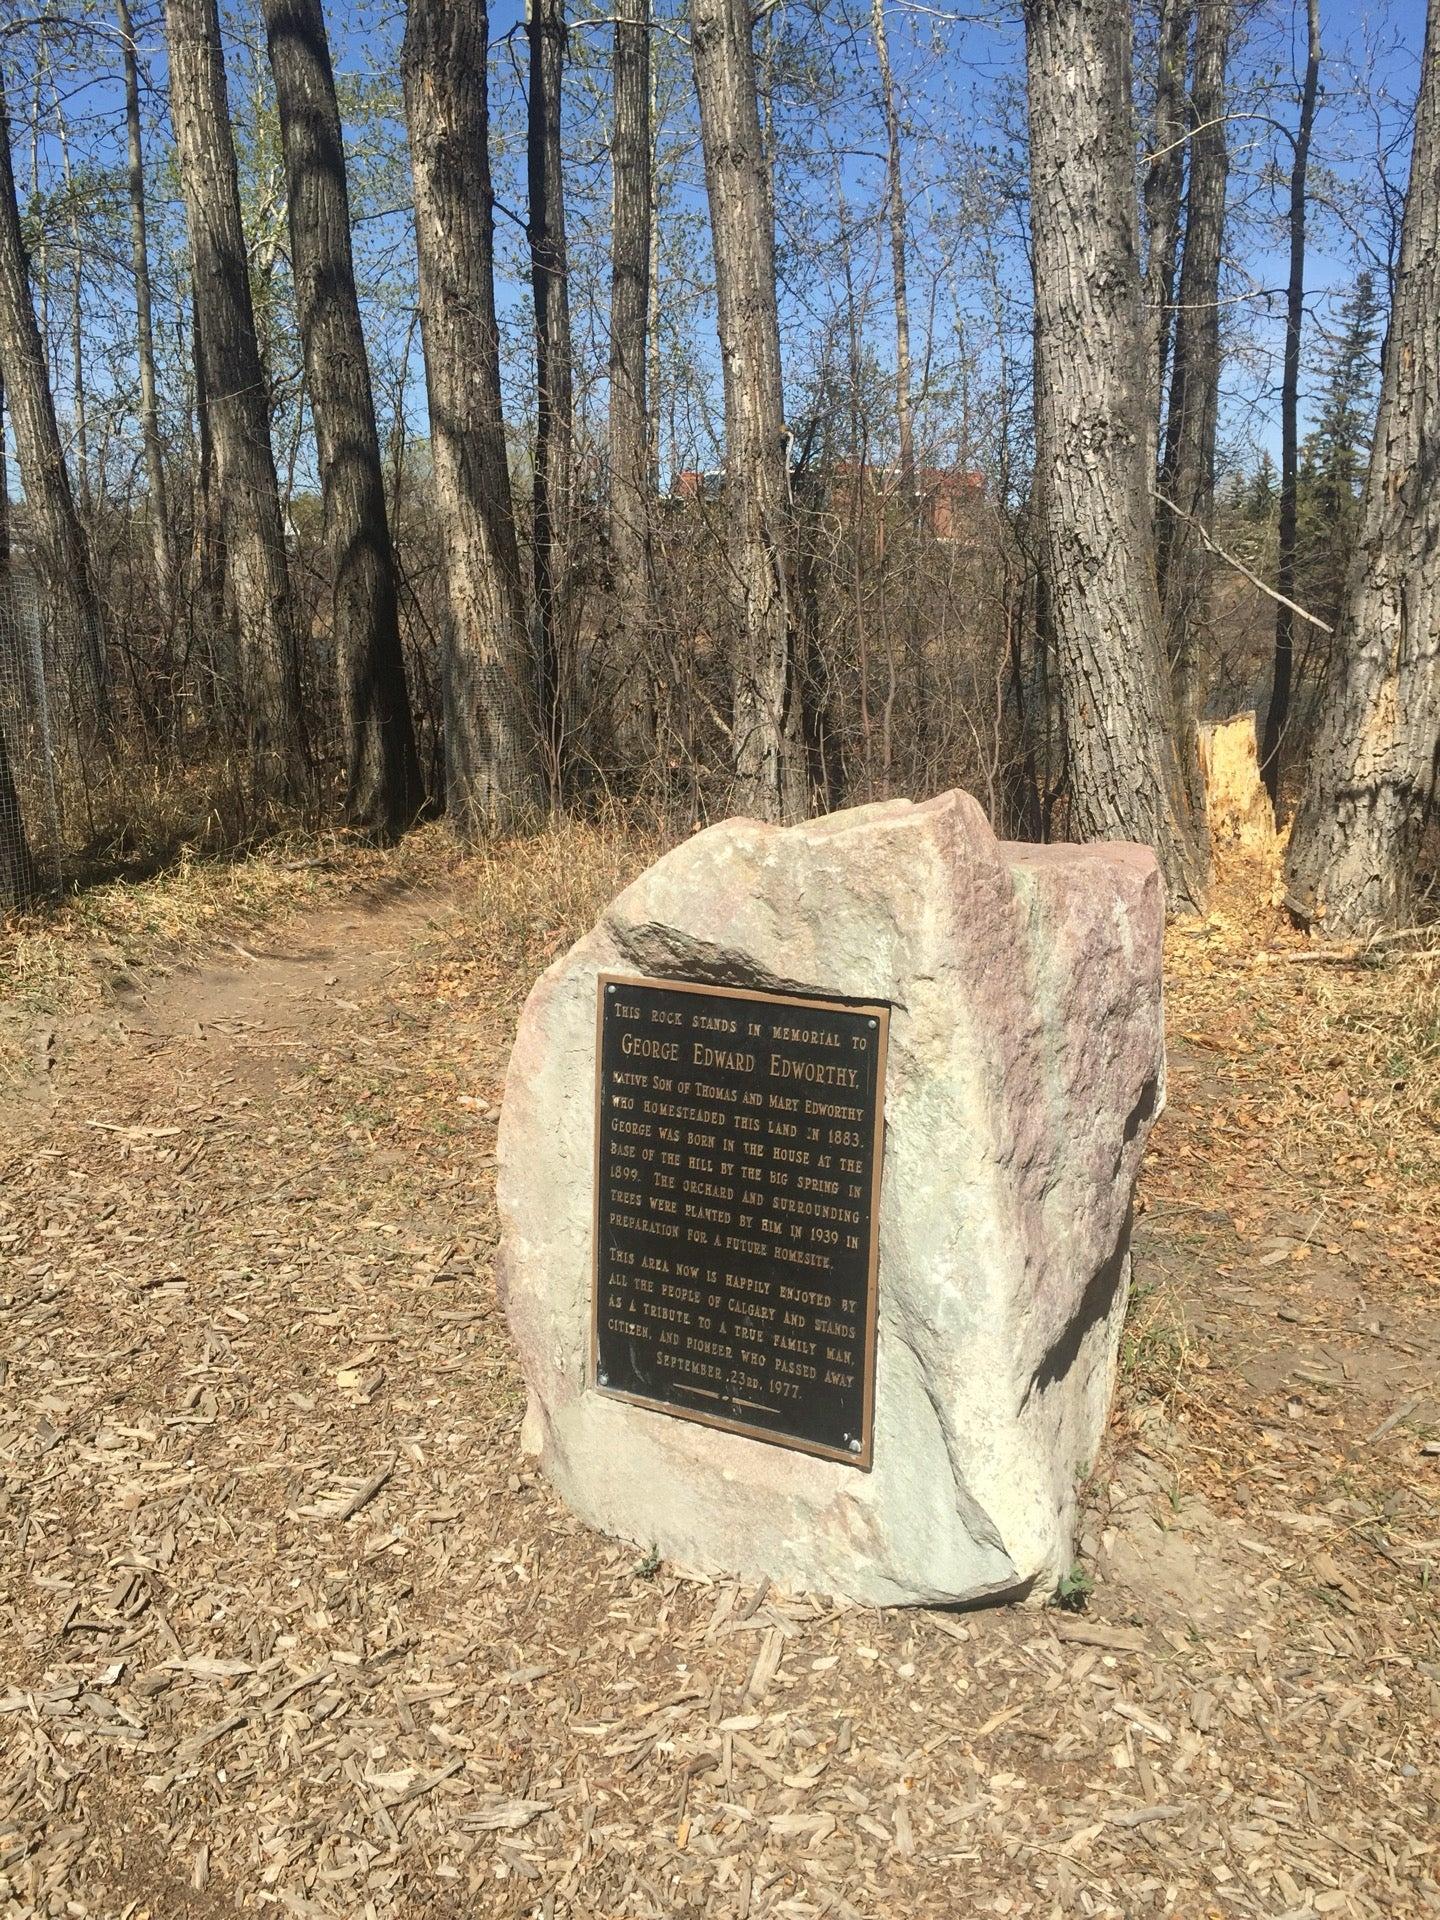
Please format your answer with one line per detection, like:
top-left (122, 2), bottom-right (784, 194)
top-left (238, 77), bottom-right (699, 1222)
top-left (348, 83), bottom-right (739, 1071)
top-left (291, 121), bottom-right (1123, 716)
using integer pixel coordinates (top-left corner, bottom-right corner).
top-left (496, 791), bottom-right (1164, 1605)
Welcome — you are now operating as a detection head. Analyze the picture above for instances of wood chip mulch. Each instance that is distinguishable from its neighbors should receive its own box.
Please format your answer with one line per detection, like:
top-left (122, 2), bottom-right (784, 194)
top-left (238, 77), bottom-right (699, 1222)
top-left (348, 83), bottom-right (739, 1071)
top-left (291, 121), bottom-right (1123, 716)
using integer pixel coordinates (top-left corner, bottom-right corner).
top-left (1, 845), bottom-right (1436, 1918)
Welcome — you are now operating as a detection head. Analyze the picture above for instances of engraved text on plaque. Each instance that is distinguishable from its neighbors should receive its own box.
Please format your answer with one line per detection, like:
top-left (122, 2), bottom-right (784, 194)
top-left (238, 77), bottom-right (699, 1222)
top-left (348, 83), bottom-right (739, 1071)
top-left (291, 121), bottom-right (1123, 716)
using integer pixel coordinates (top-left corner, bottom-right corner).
top-left (593, 975), bottom-right (888, 1467)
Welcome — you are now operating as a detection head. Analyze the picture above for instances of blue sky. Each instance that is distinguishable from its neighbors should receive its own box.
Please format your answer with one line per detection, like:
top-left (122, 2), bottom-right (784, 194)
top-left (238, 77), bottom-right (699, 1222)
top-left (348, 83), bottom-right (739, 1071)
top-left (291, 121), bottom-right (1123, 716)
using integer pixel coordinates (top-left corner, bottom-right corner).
top-left (313, 0), bottom-right (1429, 478)
top-left (4, 0), bottom-right (1427, 497)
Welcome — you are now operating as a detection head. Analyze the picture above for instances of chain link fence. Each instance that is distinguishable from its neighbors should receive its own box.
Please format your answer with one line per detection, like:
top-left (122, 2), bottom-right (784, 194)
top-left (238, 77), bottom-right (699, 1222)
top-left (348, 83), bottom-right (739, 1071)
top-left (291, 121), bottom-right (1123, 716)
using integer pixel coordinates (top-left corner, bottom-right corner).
top-left (0, 567), bottom-right (62, 906)
top-left (0, 563), bottom-right (110, 909)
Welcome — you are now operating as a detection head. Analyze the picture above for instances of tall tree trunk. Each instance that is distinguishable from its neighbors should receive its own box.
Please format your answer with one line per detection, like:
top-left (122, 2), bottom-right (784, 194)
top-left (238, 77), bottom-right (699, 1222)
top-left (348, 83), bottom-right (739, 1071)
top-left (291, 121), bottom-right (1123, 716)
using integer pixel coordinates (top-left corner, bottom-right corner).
top-left (165, 0), bottom-right (307, 803)
top-left (52, 100), bottom-right (88, 514)
top-left (1260, 0), bottom-right (1321, 804)
top-left (263, 0), bottom-right (423, 840)
top-left (835, 165), bottom-right (874, 793)
top-left (869, 0), bottom-right (914, 503)
top-left (608, 0), bottom-right (654, 754)
top-left (117, 0), bottom-right (176, 602)
top-left (0, 67), bottom-right (108, 729)
top-left (189, 291), bottom-right (229, 694)
top-left (870, 0), bottom-right (927, 774)
top-left (690, 0), bottom-right (807, 823)
top-left (529, 0), bottom-right (573, 804)
top-left (1141, 0), bottom-right (1190, 487)
top-left (1284, 2), bottom-right (1440, 937)
top-left (402, 0), bottom-right (542, 836)
top-left (1023, 0), bottom-right (1207, 909)
top-left (1158, 0), bottom-right (1231, 788)
top-left (646, 54), bottom-right (662, 500)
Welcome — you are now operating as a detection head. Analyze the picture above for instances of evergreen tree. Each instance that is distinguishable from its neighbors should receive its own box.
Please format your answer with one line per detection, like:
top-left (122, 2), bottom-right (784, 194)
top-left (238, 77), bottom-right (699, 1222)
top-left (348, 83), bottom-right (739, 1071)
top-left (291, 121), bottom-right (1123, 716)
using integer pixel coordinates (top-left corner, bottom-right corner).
top-left (1248, 451), bottom-right (1277, 521)
top-left (1297, 272), bottom-right (1384, 628)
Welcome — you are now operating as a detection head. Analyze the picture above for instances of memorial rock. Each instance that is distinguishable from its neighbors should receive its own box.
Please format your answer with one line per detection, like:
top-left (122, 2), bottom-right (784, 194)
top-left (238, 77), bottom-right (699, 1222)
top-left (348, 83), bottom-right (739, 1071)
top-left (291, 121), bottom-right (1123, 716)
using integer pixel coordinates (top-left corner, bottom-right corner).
top-left (496, 790), bottom-right (1164, 1606)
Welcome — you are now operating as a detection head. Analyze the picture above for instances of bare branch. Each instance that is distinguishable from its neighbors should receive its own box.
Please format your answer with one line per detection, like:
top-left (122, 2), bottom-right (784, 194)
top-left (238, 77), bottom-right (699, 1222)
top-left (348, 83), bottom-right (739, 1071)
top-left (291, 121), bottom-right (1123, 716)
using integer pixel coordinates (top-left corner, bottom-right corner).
top-left (1150, 489), bottom-right (1334, 634)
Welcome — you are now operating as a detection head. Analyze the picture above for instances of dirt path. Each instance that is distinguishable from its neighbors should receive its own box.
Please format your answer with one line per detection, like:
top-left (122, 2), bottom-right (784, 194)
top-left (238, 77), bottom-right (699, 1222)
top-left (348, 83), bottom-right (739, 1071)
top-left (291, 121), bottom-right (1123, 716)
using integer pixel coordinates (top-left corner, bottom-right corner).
top-left (2, 871), bottom-right (1436, 1919)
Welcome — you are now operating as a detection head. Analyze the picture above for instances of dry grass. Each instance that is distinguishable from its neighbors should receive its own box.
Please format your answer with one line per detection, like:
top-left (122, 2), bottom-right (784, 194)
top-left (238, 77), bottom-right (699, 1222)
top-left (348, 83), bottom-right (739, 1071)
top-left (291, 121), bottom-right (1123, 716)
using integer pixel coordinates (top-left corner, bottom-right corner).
top-left (0, 812), bottom-right (674, 1091)
top-left (464, 812), bottom-right (672, 970)
top-left (6, 825), bottom-right (425, 984)
top-left (1118, 1275), bottom-right (1192, 1408)
top-left (1159, 864), bottom-right (1440, 1260)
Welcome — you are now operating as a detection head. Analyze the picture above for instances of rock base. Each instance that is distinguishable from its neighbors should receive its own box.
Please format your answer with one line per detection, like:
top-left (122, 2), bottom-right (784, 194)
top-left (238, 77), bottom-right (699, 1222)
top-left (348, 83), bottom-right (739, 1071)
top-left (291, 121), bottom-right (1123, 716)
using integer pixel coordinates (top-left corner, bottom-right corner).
top-left (497, 792), bottom-right (1164, 1606)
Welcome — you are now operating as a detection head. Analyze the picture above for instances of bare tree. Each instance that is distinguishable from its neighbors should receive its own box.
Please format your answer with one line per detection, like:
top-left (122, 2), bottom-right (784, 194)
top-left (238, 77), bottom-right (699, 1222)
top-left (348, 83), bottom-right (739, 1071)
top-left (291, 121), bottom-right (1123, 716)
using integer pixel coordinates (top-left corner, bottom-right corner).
top-left (608, 0), bottom-right (653, 743)
top-left (1141, 0), bottom-right (1190, 485)
top-left (0, 65), bottom-right (108, 725)
top-left (870, 0), bottom-right (927, 769)
top-left (165, 0), bottom-right (307, 801)
top-left (117, 0), bottom-right (176, 602)
top-left (1260, 0), bottom-right (1320, 802)
top-left (50, 88), bottom-right (88, 511)
top-left (690, 0), bottom-right (807, 823)
top-left (1023, 0), bottom-right (1207, 909)
top-left (870, 0), bottom-right (914, 503)
top-left (263, 0), bottom-right (423, 839)
top-left (529, 0), bottom-right (573, 802)
top-left (645, 50), bottom-right (662, 505)
top-left (403, 0), bottom-right (542, 835)
top-left (189, 291), bottom-right (228, 676)
top-left (1285, 1), bottom-right (1440, 937)
top-left (1158, 0), bottom-right (1232, 783)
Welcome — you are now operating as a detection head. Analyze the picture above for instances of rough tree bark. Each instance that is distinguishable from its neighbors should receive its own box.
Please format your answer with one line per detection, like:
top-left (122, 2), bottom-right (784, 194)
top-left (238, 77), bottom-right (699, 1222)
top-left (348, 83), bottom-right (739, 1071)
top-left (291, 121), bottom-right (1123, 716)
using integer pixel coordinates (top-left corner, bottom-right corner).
top-left (117, 0), bottom-right (176, 602)
top-left (646, 51), bottom-right (662, 503)
top-left (1284, 1), bottom-right (1440, 937)
top-left (529, 0), bottom-right (573, 803)
top-left (1158, 0), bottom-right (1231, 786)
top-left (1260, 0), bottom-right (1321, 803)
top-left (869, 0), bottom-right (914, 503)
top-left (0, 67), bottom-right (109, 727)
top-left (870, 0), bottom-right (928, 769)
top-left (263, 0), bottom-right (423, 839)
top-left (52, 98), bottom-right (88, 512)
top-left (0, 355), bottom-right (36, 907)
top-left (403, 0), bottom-right (542, 836)
top-left (189, 293), bottom-right (229, 692)
top-left (0, 331), bottom-right (34, 908)
top-left (1023, 0), bottom-right (1208, 909)
top-left (165, 0), bottom-right (307, 802)
top-left (690, 0), bottom-right (807, 823)
top-left (1141, 0), bottom-right (1190, 487)
top-left (608, 0), bottom-right (654, 750)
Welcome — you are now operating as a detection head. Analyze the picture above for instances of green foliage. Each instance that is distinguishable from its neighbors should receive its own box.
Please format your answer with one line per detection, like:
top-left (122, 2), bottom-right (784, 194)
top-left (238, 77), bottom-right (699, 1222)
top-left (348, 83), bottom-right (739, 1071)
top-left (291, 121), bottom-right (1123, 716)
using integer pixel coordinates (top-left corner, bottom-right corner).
top-left (1054, 1564), bottom-right (1094, 1612)
top-left (1220, 275), bottom-right (1385, 644)
top-left (1247, 450), bottom-right (1277, 522)
top-left (1295, 272), bottom-right (1384, 628)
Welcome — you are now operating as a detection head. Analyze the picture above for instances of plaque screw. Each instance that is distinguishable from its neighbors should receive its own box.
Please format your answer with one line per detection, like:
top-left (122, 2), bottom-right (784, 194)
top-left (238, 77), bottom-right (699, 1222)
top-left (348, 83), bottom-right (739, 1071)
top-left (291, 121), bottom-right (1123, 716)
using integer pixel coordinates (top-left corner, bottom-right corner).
top-left (868, 1018), bottom-right (877, 1029)
top-left (847, 1437), bottom-right (862, 1454)
top-left (598, 1370), bottom-right (610, 1387)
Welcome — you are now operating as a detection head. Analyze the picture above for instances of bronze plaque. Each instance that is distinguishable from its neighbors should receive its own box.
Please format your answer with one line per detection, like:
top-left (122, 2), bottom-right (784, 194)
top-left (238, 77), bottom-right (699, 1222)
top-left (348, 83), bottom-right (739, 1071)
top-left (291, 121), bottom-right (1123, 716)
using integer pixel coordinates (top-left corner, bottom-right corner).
top-left (592, 974), bottom-right (888, 1468)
